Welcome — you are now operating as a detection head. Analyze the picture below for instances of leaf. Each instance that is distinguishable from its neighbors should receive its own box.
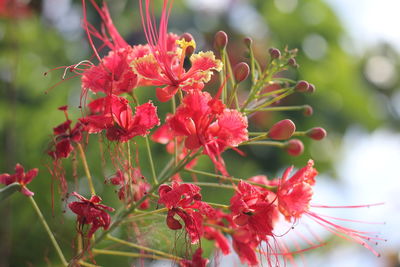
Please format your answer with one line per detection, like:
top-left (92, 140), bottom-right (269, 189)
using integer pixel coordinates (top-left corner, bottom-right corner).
top-left (0, 183), bottom-right (21, 201)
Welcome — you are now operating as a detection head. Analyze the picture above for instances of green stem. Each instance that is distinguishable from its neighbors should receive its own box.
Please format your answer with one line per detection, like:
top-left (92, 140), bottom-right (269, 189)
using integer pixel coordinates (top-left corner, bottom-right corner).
top-left (145, 136), bottom-right (157, 184)
top-left (184, 168), bottom-right (276, 191)
top-left (78, 261), bottom-right (100, 267)
top-left (125, 207), bottom-right (168, 221)
top-left (246, 89), bottom-right (295, 114)
top-left (92, 249), bottom-right (174, 261)
top-left (192, 182), bottom-right (235, 190)
top-left (107, 235), bottom-right (182, 261)
top-left (257, 88), bottom-right (290, 98)
top-left (29, 197), bottom-right (68, 266)
top-left (77, 143), bottom-right (96, 196)
top-left (171, 96), bottom-right (178, 166)
top-left (248, 132), bottom-right (267, 136)
top-left (239, 141), bottom-right (285, 148)
top-left (204, 223), bottom-right (234, 234)
top-left (203, 201), bottom-right (230, 210)
top-left (245, 105), bottom-right (306, 113)
top-left (241, 133), bottom-right (269, 144)
top-left (224, 49), bottom-right (236, 89)
top-left (292, 131), bottom-right (306, 136)
top-left (220, 49), bottom-right (227, 103)
top-left (227, 83), bottom-right (239, 108)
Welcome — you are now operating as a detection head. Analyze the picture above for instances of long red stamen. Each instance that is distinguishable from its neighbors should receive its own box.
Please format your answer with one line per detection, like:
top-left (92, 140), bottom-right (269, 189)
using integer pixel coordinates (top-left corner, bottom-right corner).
top-left (306, 211), bottom-right (383, 257)
top-left (139, 0), bottom-right (178, 84)
top-left (81, 0), bottom-right (102, 62)
top-left (314, 212), bottom-right (385, 225)
top-left (311, 202), bottom-right (385, 209)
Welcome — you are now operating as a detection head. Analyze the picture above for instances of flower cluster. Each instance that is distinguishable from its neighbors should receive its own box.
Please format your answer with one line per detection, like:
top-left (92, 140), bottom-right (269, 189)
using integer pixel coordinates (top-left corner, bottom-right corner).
top-left (0, 0), bottom-right (383, 266)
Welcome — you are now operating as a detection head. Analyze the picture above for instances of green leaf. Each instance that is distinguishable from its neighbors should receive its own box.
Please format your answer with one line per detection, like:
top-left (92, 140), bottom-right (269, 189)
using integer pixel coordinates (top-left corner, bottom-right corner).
top-left (0, 183), bottom-right (21, 201)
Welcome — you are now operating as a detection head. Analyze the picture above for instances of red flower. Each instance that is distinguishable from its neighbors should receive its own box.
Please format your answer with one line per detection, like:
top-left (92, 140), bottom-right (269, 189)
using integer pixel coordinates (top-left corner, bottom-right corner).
top-left (202, 208), bottom-right (231, 255)
top-left (168, 90), bottom-right (248, 175)
top-left (81, 47), bottom-right (139, 95)
top-left (81, 95), bottom-right (160, 142)
top-left (276, 160), bottom-right (383, 257)
top-left (134, 0), bottom-right (222, 102)
top-left (232, 228), bottom-right (259, 266)
top-left (151, 121), bottom-right (198, 170)
top-left (158, 182), bottom-right (211, 244)
top-left (110, 168), bottom-right (151, 209)
top-left (68, 192), bottom-right (114, 238)
top-left (277, 159), bottom-right (317, 221)
top-left (79, 1), bottom-right (153, 95)
top-left (0, 0), bottom-right (31, 19)
top-left (0, 163), bottom-right (38, 197)
top-left (180, 248), bottom-right (208, 267)
top-left (230, 180), bottom-right (278, 240)
top-left (48, 106), bottom-right (83, 159)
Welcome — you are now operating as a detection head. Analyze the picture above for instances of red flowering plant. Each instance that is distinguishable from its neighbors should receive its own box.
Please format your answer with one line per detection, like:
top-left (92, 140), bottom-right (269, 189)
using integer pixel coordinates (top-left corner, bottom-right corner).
top-left (0, 0), bottom-right (386, 266)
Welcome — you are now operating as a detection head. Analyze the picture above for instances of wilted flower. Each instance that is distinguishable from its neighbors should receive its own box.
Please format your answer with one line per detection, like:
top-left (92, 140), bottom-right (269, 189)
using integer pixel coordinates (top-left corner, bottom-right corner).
top-left (68, 192), bottom-right (114, 238)
top-left (0, 163), bottom-right (38, 197)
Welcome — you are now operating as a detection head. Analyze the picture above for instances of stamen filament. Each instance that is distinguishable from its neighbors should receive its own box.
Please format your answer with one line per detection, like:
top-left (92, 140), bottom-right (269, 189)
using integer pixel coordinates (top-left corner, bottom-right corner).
top-left (92, 248), bottom-right (179, 261)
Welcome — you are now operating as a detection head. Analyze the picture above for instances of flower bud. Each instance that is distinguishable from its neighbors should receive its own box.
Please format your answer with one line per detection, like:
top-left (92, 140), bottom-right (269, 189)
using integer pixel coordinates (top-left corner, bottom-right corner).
top-left (180, 32), bottom-right (195, 56)
top-left (167, 214), bottom-right (183, 230)
top-left (269, 48), bottom-right (281, 59)
top-left (285, 139), bottom-right (304, 156)
top-left (214, 31), bottom-right (228, 50)
top-left (268, 119), bottom-right (296, 140)
top-left (244, 37), bottom-right (253, 48)
top-left (306, 127), bottom-right (327, 140)
top-left (234, 62), bottom-right (250, 83)
top-left (307, 83), bottom-right (316, 93)
top-left (288, 58), bottom-right (298, 67)
top-left (303, 105), bottom-right (313, 116)
top-left (295, 80), bottom-right (309, 92)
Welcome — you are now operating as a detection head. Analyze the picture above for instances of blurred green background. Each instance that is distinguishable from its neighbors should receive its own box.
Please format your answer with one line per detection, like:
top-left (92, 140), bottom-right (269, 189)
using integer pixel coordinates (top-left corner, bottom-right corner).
top-left (1, 0), bottom-right (399, 266)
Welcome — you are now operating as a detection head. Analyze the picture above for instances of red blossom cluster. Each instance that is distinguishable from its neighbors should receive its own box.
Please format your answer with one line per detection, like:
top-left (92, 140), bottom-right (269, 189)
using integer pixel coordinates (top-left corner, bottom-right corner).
top-left (0, 0), bottom-right (383, 266)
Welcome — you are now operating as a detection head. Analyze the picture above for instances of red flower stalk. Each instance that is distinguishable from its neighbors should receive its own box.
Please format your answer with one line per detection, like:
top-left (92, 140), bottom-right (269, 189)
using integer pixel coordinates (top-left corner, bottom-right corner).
top-left (167, 90), bottom-right (248, 175)
top-left (68, 192), bottom-right (114, 238)
top-left (81, 95), bottom-right (160, 142)
top-left (0, 163), bottom-right (38, 197)
top-left (135, 0), bottom-right (222, 102)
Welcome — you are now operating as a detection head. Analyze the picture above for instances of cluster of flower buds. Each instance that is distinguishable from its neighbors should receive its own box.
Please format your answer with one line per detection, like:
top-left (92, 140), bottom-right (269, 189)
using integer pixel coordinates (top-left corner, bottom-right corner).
top-left (0, 0), bottom-right (383, 266)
